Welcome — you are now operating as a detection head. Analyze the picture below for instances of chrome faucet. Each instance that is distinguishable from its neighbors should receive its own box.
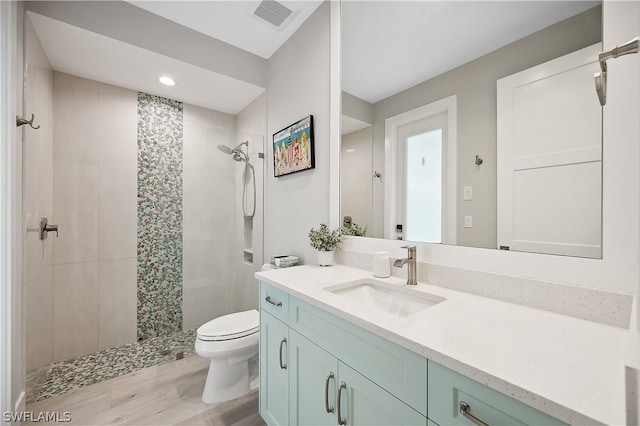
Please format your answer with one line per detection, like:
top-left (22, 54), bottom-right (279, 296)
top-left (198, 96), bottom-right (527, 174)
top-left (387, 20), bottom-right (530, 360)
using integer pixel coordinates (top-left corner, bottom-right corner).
top-left (393, 245), bottom-right (417, 285)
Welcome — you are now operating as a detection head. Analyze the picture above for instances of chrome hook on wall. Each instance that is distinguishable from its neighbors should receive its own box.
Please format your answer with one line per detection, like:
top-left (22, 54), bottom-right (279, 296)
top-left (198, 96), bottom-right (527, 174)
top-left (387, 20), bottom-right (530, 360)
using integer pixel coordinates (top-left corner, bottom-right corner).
top-left (16, 114), bottom-right (40, 130)
top-left (475, 155), bottom-right (483, 166)
top-left (594, 36), bottom-right (640, 106)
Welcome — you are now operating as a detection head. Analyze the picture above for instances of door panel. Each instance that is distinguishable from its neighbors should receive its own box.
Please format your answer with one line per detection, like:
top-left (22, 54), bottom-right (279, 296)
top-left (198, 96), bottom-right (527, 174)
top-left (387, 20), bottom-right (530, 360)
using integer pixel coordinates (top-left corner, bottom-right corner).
top-left (289, 330), bottom-right (337, 425)
top-left (397, 113), bottom-right (448, 243)
top-left (497, 43), bottom-right (602, 257)
top-left (259, 311), bottom-right (289, 426)
top-left (337, 362), bottom-right (426, 426)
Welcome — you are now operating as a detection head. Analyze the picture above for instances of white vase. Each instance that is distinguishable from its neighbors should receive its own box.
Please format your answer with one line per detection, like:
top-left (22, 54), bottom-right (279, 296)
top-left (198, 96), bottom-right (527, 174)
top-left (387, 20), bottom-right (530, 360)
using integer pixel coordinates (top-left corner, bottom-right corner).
top-left (317, 250), bottom-right (335, 266)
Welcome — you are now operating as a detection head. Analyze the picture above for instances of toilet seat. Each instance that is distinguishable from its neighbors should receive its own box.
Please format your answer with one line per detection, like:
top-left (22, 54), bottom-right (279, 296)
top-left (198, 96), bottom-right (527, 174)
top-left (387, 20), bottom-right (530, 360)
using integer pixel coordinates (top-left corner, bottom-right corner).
top-left (197, 309), bottom-right (259, 342)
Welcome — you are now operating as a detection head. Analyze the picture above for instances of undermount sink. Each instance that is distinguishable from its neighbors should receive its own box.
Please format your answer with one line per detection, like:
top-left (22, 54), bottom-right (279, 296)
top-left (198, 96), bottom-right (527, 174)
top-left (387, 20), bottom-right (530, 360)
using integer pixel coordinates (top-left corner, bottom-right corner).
top-left (325, 280), bottom-right (445, 318)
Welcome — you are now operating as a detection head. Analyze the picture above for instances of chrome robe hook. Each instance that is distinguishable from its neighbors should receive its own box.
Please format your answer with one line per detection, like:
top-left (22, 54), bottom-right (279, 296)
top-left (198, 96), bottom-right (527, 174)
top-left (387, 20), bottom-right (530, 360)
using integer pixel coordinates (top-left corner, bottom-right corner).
top-left (16, 114), bottom-right (40, 129)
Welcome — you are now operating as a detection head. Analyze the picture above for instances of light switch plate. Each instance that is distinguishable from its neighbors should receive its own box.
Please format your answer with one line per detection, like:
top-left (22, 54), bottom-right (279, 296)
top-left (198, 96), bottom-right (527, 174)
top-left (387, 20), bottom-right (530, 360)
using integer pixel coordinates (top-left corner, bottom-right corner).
top-left (464, 216), bottom-right (473, 228)
top-left (463, 186), bottom-right (472, 200)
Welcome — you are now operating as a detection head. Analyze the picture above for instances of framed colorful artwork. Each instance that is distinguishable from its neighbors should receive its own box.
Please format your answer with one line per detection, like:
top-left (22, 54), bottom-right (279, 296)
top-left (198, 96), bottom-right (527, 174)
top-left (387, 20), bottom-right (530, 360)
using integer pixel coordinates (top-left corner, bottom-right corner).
top-left (273, 115), bottom-right (315, 177)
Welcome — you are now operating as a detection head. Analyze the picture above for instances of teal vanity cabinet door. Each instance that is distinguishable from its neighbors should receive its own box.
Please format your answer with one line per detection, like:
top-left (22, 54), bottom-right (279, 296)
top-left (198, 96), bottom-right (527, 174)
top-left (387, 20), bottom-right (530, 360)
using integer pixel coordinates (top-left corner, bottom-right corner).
top-left (259, 310), bottom-right (290, 426)
top-left (289, 330), bottom-right (339, 425)
top-left (337, 362), bottom-right (427, 426)
top-left (428, 361), bottom-right (567, 426)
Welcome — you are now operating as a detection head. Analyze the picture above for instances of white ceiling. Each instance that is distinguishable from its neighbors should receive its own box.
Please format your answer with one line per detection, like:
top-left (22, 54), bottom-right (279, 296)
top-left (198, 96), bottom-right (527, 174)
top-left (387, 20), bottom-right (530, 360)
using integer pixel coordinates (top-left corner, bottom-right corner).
top-left (28, 1), bottom-right (599, 115)
top-left (28, 11), bottom-right (266, 115)
top-left (127, 1), bottom-right (323, 59)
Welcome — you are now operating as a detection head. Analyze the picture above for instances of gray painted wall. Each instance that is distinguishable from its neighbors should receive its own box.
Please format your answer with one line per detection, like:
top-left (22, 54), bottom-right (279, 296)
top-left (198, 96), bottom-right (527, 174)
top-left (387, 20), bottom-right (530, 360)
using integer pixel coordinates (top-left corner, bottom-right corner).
top-left (342, 92), bottom-right (374, 125)
top-left (266, 2), bottom-right (331, 264)
top-left (348, 6), bottom-right (601, 247)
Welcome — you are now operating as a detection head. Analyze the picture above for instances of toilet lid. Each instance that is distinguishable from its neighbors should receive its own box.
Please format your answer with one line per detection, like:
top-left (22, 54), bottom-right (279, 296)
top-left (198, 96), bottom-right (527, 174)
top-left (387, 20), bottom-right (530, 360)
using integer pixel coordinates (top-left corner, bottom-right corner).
top-left (197, 309), bottom-right (259, 340)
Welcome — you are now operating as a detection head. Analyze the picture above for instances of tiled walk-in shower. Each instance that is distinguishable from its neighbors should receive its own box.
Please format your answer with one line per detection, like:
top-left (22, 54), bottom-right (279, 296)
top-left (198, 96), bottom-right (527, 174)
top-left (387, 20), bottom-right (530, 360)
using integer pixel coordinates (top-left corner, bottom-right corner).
top-left (23, 17), bottom-right (264, 409)
top-left (26, 330), bottom-right (196, 404)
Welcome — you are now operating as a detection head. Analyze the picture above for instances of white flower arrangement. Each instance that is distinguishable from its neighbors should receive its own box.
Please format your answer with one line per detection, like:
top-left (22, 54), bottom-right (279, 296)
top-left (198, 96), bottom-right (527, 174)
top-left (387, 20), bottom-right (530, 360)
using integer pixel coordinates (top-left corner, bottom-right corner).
top-left (308, 224), bottom-right (344, 252)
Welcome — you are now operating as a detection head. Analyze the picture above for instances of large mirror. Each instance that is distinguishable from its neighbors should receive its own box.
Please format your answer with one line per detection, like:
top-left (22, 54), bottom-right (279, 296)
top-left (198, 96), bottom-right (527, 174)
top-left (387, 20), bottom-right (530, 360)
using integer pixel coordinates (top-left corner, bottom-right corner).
top-left (340, 1), bottom-right (603, 258)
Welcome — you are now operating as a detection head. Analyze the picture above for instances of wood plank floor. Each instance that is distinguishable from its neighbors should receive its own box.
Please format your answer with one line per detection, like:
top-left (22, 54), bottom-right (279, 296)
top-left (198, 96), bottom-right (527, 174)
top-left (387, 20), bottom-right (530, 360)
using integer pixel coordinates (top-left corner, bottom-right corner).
top-left (24, 355), bottom-right (266, 426)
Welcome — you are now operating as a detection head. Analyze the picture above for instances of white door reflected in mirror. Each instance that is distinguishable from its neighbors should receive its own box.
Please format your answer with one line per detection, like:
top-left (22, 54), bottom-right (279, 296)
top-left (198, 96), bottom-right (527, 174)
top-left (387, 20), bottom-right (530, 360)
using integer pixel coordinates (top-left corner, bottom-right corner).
top-left (385, 95), bottom-right (457, 245)
top-left (497, 43), bottom-right (602, 258)
top-left (398, 114), bottom-right (445, 243)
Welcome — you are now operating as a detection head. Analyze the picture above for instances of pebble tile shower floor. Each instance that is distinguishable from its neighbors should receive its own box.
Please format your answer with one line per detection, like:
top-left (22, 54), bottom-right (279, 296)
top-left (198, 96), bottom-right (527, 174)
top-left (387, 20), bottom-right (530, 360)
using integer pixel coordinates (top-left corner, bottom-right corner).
top-left (26, 329), bottom-right (196, 404)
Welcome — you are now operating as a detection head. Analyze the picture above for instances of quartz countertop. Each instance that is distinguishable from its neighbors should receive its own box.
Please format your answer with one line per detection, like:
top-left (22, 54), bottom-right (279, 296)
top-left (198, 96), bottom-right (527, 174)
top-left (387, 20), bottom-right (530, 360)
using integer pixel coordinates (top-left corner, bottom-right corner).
top-left (255, 264), bottom-right (639, 426)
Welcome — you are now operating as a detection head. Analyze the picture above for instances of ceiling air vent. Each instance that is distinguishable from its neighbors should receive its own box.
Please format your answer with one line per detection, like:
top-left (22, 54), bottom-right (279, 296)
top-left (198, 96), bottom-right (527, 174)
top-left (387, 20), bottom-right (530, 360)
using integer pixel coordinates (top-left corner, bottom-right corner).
top-left (253, 0), bottom-right (292, 28)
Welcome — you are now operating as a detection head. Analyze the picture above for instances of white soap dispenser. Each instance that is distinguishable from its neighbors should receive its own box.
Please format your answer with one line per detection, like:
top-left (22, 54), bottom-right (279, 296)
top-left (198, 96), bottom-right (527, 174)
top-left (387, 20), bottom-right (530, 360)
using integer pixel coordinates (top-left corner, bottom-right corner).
top-left (373, 251), bottom-right (391, 278)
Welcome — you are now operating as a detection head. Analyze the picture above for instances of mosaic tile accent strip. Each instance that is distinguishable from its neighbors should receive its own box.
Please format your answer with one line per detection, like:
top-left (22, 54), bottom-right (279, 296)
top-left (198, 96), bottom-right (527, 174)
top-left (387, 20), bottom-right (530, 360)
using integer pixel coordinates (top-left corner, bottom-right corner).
top-left (137, 92), bottom-right (184, 340)
top-left (27, 329), bottom-right (197, 404)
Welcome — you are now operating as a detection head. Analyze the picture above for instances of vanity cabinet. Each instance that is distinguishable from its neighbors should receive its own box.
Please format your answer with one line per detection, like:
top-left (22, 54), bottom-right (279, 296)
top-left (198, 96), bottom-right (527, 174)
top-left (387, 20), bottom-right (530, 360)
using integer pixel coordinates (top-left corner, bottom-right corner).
top-left (259, 310), bottom-right (289, 426)
top-left (260, 282), bottom-right (426, 426)
top-left (259, 283), bottom-right (291, 426)
top-left (259, 281), bottom-right (566, 426)
top-left (428, 361), bottom-right (566, 426)
top-left (289, 330), bottom-right (426, 426)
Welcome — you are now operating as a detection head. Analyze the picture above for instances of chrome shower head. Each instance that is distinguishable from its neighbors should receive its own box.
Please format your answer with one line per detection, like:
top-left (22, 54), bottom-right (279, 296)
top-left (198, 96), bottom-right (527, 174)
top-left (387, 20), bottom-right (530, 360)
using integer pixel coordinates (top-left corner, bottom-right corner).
top-left (217, 144), bottom-right (234, 155)
top-left (218, 141), bottom-right (249, 162)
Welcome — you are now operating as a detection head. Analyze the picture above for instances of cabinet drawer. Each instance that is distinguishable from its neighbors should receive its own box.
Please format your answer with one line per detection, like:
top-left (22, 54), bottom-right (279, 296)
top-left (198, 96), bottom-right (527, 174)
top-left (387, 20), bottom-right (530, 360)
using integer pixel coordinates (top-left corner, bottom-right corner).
top-left (289, 296), bottom-right (427, 416)
top-left (428, 361), bottom-right (567, 426)
top-left (260, 282), bottom-right (289, 322)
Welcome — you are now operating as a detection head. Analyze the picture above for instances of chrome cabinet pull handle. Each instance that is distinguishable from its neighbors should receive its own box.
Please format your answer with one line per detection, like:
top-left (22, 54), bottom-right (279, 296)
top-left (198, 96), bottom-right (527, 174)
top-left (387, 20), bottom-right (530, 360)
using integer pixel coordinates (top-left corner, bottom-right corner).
top-left (324, 372), bottom-right (335, 413)
top-left (459, 401), bottom-right (489, 426)
top-left (265, 296), bottom-right (282, 307)
top-left (278, 338), bottom-right (287, 369)
top-left (337, 382), bottom-right (347, 425)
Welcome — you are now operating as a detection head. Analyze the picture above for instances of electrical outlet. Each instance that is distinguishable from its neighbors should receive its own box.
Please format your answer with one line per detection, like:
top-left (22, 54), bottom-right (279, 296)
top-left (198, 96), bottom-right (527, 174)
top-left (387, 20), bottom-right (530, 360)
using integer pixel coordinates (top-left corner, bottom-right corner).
top-left (464, 216), bottom-right (473, 228)
top-left (463, 186), bottom-right (473, 201)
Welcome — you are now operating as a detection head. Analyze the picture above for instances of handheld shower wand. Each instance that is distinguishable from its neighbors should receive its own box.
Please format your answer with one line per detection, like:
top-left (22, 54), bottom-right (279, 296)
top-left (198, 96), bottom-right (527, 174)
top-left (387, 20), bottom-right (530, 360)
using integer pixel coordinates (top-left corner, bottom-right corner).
top-left (217, 141), bottom-right (256, 219)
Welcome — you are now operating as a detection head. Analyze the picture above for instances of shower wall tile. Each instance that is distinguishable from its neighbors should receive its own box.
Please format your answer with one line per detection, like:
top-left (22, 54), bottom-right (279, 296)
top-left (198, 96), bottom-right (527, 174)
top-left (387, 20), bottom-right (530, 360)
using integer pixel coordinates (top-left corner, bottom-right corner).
top-left (25, 229), bottom-right (53, 285)
top-left (98, 165), bottom-right (137, 260)
top-left (183, 112), bottom-right (237, 329)
top-left (53, 262), bottom-right (98, 362)
top-left (98, 259), bottom-right (137, 350)
top-left (183, 103), bottom-right (236, 130)
top-left (97, 84), bottom-right (137, 170)
top-left (183, 286), bottom-right (233, 331)
top-left (183, 103), bottom-right (214, 124)
top-left (182, 188), bottom-right (234, 241)
top-left (52, 164), bottom-right (99, 264)
top-left (23, 60), bottom-right (54, 253)
top-left (53, 72), bottom-right (99, 167)
top-left (25, 265), bottom-right (53, 370)
top-left (137, 93), bottom-right (184, 340)
top-left (183, 248), bottom-right (233, 289)
top-left (23, 35), bottom-right (55, 366)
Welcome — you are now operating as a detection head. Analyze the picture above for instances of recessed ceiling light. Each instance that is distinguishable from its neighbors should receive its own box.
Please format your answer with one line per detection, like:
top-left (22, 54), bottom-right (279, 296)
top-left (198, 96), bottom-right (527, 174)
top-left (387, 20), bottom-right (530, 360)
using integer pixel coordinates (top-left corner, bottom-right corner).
top-left (158, 76), bottom-right (175, 86)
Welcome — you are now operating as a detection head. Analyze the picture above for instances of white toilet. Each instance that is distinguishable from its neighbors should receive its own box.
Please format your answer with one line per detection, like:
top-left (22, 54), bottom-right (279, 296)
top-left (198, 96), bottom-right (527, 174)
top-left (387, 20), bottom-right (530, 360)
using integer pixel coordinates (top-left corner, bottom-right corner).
top-left (195, 309), bottom-right (259, 403)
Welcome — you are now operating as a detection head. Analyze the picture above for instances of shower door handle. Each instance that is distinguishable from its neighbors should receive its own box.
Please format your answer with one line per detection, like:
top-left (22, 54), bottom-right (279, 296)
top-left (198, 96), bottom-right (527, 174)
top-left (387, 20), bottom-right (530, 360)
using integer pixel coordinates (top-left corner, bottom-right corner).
top-left (278, 337), bottom-right (287, 369)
